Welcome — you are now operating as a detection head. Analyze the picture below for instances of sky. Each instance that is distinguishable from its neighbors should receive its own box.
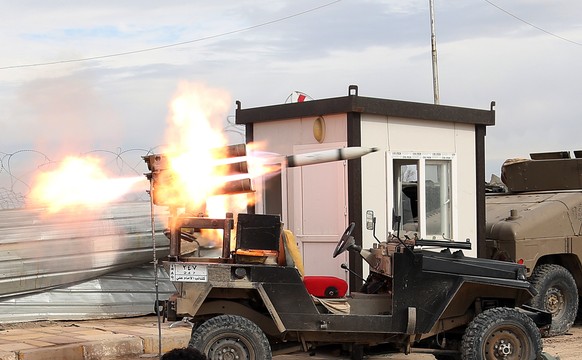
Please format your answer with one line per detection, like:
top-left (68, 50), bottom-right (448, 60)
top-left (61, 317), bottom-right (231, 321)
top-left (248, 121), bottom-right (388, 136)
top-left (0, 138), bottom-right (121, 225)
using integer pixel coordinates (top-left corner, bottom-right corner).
top-left (1, 0), bottom-right (581, 202)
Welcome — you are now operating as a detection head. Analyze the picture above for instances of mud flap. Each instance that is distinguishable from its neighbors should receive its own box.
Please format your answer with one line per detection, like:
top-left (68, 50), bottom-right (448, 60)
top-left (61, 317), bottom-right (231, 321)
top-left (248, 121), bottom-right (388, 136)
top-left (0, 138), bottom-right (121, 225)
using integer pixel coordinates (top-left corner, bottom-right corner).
top-left (406, 307), bottom-right (417, 334)
top-left (405, 307), bottom-right (417, 354)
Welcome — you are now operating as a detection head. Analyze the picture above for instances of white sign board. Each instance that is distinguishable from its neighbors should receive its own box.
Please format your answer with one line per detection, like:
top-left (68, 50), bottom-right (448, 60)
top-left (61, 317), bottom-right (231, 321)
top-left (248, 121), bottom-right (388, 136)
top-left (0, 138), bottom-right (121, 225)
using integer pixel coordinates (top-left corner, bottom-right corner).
top-left (169, 263), bottom-right (208, 282)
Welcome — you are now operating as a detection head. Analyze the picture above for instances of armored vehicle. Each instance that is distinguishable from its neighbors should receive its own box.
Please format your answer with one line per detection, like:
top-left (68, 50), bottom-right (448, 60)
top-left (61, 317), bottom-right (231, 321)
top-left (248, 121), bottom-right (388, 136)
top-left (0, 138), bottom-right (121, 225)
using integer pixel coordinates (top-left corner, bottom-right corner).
top-left (485, 151), bottom-right (582, 336)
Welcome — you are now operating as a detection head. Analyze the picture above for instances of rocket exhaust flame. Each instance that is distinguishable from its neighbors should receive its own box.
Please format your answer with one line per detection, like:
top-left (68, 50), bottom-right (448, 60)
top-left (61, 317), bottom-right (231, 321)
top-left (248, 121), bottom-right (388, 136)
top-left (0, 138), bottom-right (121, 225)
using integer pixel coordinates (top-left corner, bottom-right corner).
top-left (143, 146), bottom-right (255, 208)
top-left (28, 156), bottom-right (146, 213)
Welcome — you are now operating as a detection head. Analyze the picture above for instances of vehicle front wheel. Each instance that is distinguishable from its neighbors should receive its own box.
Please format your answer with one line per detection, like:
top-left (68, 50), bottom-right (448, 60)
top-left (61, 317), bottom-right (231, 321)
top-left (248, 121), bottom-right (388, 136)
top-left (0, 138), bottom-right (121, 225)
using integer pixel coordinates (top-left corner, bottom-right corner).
top-left (189, 314), bottom-right (272, 360)
top-left (528, 264), bottom-right (578, 337)
top-left (461, 307), bottom-right (542, 360)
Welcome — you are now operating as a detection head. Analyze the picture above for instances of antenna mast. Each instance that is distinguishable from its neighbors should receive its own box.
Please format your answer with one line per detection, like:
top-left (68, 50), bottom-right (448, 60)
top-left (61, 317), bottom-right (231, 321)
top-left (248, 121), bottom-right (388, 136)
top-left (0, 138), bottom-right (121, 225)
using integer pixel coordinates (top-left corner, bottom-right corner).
top-left (429, 0), bottom-right (440, 105)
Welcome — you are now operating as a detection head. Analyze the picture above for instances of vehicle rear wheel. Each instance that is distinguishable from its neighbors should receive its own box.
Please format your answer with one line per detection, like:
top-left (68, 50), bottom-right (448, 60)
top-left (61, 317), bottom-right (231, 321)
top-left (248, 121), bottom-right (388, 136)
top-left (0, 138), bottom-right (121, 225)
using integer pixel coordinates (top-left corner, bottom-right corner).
top-left (189, 314), bottom-right (272, 360)
top-left (528, 264), bottom-right (578, 337)
top-left (461, 307), bottom-right (542, 360)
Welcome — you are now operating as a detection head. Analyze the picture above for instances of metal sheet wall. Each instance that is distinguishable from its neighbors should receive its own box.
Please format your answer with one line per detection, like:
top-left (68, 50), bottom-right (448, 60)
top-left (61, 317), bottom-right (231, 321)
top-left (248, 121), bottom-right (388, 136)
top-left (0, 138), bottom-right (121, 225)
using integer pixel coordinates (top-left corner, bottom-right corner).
top-left (0, 201), bottom-right (170, 298)
top-left (0, 265), bottom-right (176, 322)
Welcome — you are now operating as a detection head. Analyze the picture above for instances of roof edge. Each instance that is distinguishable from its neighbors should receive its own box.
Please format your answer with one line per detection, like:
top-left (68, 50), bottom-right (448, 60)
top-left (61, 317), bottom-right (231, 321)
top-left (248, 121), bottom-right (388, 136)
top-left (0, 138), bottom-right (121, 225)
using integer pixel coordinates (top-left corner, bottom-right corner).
top-left (235, 93), bottom-right (495, 126)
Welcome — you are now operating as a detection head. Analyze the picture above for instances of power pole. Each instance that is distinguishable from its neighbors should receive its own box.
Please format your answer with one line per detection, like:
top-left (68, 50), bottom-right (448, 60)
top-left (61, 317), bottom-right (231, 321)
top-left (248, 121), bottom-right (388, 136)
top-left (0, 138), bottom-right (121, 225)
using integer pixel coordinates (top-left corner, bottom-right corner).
top-left (429, 0), bottom-right (440, 105)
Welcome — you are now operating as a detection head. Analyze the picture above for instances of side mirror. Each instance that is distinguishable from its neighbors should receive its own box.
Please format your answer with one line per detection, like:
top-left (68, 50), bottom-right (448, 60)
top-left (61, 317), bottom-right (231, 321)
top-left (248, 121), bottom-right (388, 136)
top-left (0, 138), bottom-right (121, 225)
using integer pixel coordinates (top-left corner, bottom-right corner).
top-left (366, 210), bottom-right (375, 230)
top-left (366, 210), bottom-right (381, 244)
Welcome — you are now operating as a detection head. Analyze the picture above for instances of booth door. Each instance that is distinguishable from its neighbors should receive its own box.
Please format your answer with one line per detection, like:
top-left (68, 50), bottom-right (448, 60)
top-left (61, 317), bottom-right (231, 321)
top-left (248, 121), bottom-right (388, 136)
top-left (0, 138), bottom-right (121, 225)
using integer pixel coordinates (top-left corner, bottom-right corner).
top-left (289, 143), bottom-right (349, 280)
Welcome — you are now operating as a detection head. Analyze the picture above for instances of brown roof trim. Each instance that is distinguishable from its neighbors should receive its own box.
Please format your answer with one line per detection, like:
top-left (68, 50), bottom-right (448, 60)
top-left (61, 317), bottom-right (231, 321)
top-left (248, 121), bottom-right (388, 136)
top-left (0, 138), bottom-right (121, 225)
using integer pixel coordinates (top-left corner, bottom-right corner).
top-left (235, 94), bottom-right (496, 126)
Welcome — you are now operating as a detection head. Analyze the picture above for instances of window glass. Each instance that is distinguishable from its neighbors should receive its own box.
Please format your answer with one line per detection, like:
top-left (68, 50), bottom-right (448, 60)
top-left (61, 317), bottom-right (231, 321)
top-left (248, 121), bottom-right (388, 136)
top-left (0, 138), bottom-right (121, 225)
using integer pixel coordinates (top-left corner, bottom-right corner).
top-left (424, 161), bottom-right (451, 239)
top-left (392, 156), bottom-right (452, 239)
top-left (263, 172), bottom-right (282, 216)
top-left (393, 160), bottom-right (418, 232)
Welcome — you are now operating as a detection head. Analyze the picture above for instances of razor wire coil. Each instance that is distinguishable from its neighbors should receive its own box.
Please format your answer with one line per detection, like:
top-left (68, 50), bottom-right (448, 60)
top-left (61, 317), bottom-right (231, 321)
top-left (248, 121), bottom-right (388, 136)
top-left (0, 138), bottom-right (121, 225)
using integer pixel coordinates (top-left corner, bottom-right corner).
top-left (0, 148), bottom-right (162, 210)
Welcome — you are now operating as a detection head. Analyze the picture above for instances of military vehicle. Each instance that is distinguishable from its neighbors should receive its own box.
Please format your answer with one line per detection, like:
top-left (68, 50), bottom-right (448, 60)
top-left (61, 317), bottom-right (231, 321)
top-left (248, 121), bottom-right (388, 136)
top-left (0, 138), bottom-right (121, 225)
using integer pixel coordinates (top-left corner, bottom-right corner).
top-left (143, 145), bottom-right (554, 360)
top-left (485, 151), bottom-right (582, 336)
top-left (152, 208), bottom-right (552, 360)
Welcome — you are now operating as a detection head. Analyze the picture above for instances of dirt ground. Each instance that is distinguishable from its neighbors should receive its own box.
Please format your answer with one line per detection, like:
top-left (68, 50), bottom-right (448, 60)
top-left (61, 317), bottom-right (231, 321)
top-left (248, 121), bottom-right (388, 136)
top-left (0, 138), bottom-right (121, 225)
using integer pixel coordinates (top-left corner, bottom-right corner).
top-left (4, 320), bottom-right (580, 359)
top-left (540, 323), bottom-right (582, 360)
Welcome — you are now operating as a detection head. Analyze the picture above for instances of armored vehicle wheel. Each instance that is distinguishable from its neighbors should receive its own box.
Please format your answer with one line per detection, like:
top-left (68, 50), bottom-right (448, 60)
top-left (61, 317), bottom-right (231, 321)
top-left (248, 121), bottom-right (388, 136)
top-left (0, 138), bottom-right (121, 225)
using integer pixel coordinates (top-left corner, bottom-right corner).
top-left (527, 264), bottom-right (578, 337)
top-left (189, 314), bottom-right (272, 360)
top-left (461, 307), bottom-right (541, 360)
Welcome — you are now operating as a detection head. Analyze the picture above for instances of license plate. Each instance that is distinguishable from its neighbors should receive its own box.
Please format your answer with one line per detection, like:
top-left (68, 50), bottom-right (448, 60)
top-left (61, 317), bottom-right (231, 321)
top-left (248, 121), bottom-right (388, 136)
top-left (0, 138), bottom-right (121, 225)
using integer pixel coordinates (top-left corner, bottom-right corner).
top-left (169, 263), bottom-right (208, 282)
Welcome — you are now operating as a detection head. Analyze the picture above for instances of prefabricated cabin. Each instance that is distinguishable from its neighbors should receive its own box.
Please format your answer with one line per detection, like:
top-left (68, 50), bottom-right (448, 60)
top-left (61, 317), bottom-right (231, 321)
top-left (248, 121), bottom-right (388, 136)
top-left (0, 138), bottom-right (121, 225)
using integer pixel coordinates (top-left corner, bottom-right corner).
top-left (235, 85), bottom-right (495, 287)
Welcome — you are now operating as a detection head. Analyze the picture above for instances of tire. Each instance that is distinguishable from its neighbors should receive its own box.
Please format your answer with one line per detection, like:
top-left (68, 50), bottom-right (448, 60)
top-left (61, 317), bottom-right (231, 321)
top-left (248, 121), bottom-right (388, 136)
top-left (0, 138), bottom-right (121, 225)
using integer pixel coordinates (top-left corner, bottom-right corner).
top-left (527, 264), bottom-right (578, 337)
top-left (188, 314), bottom-right (272, 360)
top-left (461, 307), bottom-right (542, 360)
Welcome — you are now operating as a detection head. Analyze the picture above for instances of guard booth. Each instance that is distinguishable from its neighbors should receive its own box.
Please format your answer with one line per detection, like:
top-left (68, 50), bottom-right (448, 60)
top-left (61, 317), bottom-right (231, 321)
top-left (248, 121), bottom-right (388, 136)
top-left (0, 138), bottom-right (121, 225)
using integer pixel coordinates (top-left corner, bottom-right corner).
top-left (235, 85), bottom-right (495, 287)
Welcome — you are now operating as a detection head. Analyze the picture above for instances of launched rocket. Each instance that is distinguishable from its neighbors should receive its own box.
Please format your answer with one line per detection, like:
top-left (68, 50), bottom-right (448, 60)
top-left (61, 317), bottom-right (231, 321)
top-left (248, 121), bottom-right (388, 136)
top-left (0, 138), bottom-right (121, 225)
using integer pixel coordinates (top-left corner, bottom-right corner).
top-left (285, 147), bottom-right (378, 168)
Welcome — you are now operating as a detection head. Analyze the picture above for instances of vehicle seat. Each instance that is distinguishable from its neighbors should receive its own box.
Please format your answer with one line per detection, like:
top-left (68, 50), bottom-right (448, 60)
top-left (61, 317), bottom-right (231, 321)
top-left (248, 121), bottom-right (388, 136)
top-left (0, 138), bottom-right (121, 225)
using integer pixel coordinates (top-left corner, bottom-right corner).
top-left (303, 276), bottom-right (348, 298)
top-left (280, 230), bottom-right (304, 276)
top-left (281, 230), bottom-right (348, 298)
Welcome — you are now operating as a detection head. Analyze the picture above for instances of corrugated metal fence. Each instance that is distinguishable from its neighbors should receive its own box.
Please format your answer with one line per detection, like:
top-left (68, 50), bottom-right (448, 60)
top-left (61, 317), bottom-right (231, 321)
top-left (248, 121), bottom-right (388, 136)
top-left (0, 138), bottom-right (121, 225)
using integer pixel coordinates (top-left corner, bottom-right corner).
top-left (0, 201), bottom-right (174, 322)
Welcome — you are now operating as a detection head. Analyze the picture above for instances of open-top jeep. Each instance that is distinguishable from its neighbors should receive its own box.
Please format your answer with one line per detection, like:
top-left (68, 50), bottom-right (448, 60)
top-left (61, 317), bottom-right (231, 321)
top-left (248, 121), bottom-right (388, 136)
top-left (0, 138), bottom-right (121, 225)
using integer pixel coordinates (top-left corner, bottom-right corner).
top-left (160, 211), bottom-right (550, 360)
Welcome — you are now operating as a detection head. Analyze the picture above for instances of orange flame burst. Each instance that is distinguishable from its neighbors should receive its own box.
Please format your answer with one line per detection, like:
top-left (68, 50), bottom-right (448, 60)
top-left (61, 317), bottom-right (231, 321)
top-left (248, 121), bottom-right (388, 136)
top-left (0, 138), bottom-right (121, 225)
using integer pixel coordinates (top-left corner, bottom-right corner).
top-left (28, 156), bottom-right (145, 213)
top-left (26, 82), bottom-right (280, 229)
top-left (159, 82), bottom-right (234, 212)
top-left (158, 83), bottom-right (283, 246)
top-left (158, 84), bottom-right (279, 211)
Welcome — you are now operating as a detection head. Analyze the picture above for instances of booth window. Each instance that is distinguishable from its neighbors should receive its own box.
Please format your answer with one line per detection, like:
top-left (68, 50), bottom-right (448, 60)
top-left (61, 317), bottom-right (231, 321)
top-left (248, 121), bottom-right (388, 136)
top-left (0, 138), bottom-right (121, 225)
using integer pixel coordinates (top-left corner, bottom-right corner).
top-left (254, 158), bottom-right (286, 219)
top-left (425, 161), bottom-right (451, 239)
top-left (263, 173), bottom-right (282, 216)
top-left (393, 156), bottom-right (452, 240)
top-left (393, 160), bottom-right (419, 231)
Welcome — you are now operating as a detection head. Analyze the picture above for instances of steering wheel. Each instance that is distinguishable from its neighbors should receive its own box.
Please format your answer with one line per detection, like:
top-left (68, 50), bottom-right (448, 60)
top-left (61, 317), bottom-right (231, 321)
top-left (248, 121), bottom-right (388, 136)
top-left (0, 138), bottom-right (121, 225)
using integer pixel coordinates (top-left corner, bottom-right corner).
top-left (333, 222), bottom-right (356, 258)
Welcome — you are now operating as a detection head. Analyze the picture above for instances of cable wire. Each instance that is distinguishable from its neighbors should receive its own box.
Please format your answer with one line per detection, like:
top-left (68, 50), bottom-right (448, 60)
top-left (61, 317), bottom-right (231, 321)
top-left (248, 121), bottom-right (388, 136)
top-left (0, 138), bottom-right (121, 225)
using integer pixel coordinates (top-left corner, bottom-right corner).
top-left (0, 0), bottom-right (342, 70)
top-left (484, 0), bottom-right (582, 46)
